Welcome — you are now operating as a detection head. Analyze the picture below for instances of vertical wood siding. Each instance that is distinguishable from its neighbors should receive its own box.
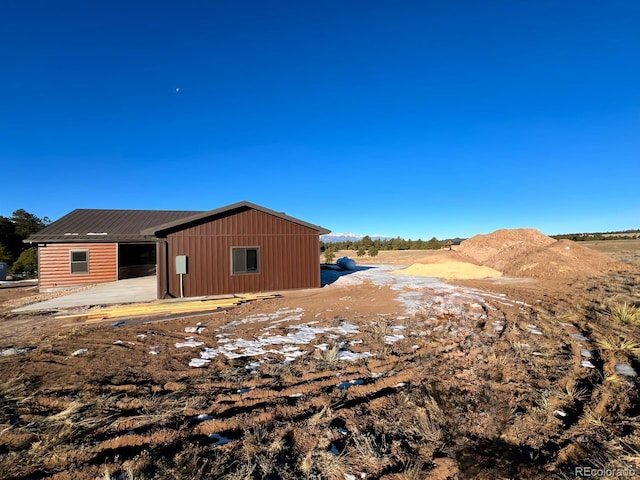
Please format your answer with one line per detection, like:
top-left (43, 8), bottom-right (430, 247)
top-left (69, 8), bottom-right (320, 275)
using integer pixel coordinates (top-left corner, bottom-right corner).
top-left (39, 243), bottom-right (117, 290)
top-left (160, 209), bottom-right (321, 297)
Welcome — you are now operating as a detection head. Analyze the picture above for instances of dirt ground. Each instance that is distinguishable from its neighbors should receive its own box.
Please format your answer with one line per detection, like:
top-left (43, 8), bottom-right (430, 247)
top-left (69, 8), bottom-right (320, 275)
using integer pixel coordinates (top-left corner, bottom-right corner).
top-left (1, 242), bottom-right (640, 479)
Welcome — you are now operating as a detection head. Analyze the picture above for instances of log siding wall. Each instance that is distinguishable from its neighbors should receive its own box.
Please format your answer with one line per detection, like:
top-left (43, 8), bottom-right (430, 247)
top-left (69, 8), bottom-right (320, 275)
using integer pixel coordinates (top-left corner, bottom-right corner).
top-left (38, 243), bottom-right (118, 290)
top-left (158, 209), bottom-right (321, 297)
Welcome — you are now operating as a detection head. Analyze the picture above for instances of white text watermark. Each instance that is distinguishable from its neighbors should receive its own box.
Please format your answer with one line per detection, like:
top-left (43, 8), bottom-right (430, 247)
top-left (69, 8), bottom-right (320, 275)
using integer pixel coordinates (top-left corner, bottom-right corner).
top-left (574, 466), bottom-right (636, 477)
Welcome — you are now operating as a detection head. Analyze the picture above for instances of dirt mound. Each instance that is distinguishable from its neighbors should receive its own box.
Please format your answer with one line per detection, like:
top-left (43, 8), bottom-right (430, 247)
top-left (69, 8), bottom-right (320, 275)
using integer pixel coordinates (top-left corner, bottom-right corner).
top-left (458, 229), bottom-right (632, 280)
top-left (392, 262), bottom-right (502, 279)
top-left (502, 239), bottom-right (630, 279)
top-left (414, 250), bottom-right (481, 265)
top-left (457, 228), bottom-right (556, 270)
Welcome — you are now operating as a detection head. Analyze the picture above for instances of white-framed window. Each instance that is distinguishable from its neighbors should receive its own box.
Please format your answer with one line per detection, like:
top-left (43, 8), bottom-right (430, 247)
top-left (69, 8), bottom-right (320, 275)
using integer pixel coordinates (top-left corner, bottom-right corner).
top-left (232, 247), bottom-right (260, 274)
top-left (70, 250), bottom-right (89, 274)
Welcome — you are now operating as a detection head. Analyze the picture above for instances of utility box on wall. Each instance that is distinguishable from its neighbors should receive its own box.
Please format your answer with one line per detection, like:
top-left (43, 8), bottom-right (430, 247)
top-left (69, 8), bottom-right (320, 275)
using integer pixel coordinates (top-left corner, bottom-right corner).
top-left (175, 255), bottom-right (188, 275)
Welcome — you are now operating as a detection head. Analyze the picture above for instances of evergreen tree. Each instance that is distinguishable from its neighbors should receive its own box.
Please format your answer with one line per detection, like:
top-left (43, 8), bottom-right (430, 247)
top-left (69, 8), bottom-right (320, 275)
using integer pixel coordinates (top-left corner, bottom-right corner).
top-left (324, 246), bottom-right (336, 263)
top-left (11, 247), bottom-right (38, 277)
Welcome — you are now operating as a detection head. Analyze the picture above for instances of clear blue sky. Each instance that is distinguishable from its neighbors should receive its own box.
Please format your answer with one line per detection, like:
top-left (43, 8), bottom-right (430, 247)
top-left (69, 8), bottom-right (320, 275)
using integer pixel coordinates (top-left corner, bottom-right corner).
top-left (1, 1), bottom-right (638, 239)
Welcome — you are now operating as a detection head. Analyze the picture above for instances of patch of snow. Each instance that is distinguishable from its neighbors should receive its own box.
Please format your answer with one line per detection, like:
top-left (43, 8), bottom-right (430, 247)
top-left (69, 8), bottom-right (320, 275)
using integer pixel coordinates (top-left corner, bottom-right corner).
top-left (571, 333), bottom-right (589, 342)
top-left (0, 347), bottom-right (33, 357)
top-left (245, 360), bottom-right (263, 371)
top-left (581, 349), bottom-right (593, 358)
top-left (527, 324), bottom-right (543, 335)
top-left (384, 334), bottom-right (405, 344)
top-left (581, 360), bottom-right (596, 369)
top-left (195, 414), bottom-right (213, 421)
top-left (71, 348), bottom-right (88, 356)
top-left (337, 350), bottom-right (373, 361)
top-left (185, 326), bottom-right (206, 334)
top-left (175, 338), bottom-right (205, 348)
top-left (615, 364), bottom-right (637, 377)
top-left (189, 358), bottom-right (211, 368)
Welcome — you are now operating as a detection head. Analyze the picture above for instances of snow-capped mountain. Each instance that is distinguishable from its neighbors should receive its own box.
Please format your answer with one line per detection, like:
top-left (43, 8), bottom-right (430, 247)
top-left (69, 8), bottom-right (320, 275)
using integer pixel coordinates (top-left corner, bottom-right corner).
top-left (320, 232), bottom-right (390, 243)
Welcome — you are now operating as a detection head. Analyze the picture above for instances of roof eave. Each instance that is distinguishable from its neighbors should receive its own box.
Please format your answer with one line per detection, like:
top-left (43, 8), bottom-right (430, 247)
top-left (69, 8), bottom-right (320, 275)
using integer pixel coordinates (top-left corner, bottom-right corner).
top-left (142, 201), bottom-right (330, 236)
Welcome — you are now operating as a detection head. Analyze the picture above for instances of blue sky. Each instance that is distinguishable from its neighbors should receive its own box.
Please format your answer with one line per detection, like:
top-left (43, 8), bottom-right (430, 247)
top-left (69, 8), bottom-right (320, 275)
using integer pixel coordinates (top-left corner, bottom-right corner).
top-left (1, 1), bottom-right (638, 239)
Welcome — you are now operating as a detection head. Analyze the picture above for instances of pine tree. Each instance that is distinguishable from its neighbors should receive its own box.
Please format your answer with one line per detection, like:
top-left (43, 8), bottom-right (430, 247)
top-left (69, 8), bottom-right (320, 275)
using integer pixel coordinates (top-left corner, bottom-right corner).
top-left (11, 247), bottom-right (38, 277)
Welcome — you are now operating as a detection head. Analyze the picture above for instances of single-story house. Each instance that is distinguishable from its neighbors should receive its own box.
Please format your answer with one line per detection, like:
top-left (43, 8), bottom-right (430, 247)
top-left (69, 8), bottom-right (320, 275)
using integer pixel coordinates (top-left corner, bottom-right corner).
top-left (26, 201), bottom-right (330, 298)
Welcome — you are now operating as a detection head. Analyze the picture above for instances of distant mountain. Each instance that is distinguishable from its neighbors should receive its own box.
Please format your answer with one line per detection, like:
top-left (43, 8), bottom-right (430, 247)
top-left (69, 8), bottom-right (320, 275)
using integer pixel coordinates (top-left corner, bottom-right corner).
top-left (320, 232), bottom-right (391, 243)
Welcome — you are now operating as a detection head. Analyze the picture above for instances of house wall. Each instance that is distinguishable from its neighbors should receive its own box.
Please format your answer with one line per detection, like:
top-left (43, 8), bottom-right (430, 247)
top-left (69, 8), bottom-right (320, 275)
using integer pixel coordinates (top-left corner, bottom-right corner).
top-left (158, 208), bottom-right (321, 297)
top-left (38, 243), bottom-right (118, 290)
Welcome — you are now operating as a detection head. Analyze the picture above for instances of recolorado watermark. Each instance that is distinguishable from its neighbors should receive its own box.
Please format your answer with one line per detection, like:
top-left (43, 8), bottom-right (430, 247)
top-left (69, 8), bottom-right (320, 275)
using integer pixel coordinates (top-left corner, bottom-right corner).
top-left (574, 466), bottom-right (636, 477)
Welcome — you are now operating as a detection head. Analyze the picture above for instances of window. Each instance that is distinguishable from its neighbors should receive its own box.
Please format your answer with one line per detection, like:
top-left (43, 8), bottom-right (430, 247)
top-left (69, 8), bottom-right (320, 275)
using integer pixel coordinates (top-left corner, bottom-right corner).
top-left (70, 250), bottom-right (89, 274)
top-left (232, 247), bottom-right (260, 274)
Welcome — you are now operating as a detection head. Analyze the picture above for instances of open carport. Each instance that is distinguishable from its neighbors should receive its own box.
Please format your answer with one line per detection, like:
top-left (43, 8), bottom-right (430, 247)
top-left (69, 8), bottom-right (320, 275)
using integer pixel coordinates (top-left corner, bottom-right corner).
top-left (13, 276), bottom-right (157, 312)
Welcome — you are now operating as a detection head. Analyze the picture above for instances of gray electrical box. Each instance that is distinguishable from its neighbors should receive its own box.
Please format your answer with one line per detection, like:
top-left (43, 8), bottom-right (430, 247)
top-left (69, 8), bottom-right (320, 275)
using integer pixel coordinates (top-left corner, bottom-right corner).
top-left (0, 262), bottom-right (6, 281)
top-left (175, 255), bottom-right (188, 275)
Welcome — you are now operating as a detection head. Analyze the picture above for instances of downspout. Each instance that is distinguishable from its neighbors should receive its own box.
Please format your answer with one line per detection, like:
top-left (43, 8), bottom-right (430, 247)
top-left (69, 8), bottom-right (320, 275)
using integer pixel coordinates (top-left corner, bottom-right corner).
top-left (161, 239), bottom-right (173, 299)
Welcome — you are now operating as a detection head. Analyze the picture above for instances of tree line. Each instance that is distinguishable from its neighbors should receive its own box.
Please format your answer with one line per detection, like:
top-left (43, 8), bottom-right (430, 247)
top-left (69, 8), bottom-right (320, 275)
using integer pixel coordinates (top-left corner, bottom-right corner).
top-left (551, 230), bottom-right (640, 241)
top-left (320, 235), bottom-right (464, 262)
top-left (0, 209), bottom-right (50, 277)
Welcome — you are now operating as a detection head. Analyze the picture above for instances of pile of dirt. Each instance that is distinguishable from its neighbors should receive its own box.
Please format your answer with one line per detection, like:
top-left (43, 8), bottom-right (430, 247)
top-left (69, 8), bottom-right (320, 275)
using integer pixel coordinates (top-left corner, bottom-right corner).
top-left (458, 228), bottom-right (631, 280)
top-left (501, 239), bottom-right (630, 279)
top-left (392, 262), bottom-right (502, 279)
top-left (413, 250), bottom-right (481, 265)
top-left (457, 228), bottom-right (556, 272)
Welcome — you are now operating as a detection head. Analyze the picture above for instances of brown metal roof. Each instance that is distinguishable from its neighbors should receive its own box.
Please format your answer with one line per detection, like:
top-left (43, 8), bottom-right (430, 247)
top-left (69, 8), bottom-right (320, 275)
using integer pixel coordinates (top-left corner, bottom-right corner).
top-left (26, 209), bottom-right (203, 243)
top-left (141, 201), bottom-right (331, 236)
top-left (26, 202), bottom-right (330, 244)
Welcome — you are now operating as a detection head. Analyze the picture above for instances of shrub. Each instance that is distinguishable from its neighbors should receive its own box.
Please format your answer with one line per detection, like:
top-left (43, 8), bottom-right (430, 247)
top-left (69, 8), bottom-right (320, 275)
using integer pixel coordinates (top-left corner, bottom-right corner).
top-left (11, 247), bottom-right (38, 277)
top-left (323, 247), bottom-right (336, 264)
top-left (606, 303), bottom-right (640, 324)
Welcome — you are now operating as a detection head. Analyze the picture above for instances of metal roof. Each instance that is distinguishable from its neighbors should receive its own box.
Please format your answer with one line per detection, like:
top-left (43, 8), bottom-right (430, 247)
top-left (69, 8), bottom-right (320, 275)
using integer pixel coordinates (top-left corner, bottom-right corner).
top-left (141, 201), bottom-right (331, 236)
top-left (26, 209), bottom-right (203, 243)
top-left (26, 202), bottom-right (330, 244)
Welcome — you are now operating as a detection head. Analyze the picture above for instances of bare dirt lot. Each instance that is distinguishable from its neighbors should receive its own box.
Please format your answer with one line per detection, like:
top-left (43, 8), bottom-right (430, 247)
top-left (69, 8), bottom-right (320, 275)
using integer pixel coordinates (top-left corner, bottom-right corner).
top-left (1, 235), bottom-right (640, 479)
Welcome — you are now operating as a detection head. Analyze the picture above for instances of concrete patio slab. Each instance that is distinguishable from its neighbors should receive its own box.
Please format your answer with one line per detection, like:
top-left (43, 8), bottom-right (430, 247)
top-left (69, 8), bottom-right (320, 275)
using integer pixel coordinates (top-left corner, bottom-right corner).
top-left (14, 276), bottom-right (157, 312)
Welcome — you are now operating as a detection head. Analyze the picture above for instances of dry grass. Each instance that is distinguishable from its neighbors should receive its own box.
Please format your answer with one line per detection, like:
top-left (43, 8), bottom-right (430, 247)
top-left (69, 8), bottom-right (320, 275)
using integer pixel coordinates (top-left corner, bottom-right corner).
top-left (596, 336), bottom-right (640, 357)
top-left (3, 254), bottom-right (640, 479)
top-left (606, 302), bottom-right (640, 325)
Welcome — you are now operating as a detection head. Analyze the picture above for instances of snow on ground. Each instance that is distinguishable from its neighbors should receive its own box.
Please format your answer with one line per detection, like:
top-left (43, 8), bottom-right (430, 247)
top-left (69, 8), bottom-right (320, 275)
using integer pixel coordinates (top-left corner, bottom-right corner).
top-left (185, 307), bottom-right (371, 367)
top-left (326, 264), bottom-right (528, 316)
top-left (182, 265), bottom-right (531, 368)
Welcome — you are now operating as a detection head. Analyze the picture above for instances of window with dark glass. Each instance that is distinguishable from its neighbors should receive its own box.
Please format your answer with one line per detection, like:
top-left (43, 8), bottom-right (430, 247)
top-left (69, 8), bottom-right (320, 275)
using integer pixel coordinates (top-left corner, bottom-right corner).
top-left (232, 247), bottom-right (260, 274)
top-left (70, 250), bottom-right (89, 274)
